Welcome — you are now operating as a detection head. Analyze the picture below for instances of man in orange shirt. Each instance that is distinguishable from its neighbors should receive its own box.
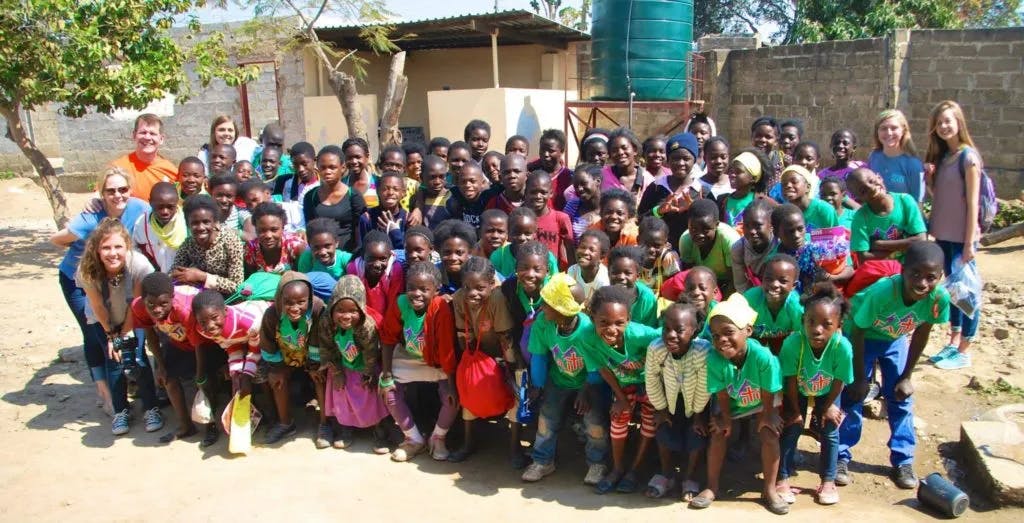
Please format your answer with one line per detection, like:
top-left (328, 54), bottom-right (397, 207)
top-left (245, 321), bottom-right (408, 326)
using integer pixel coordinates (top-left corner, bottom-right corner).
top-left (111, 114), bottom-right (179, 202)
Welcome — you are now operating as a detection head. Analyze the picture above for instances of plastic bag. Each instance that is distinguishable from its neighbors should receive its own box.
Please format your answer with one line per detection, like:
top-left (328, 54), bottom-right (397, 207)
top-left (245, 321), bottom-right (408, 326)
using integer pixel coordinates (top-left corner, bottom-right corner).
top-left (944, 256), bottom-right (982, 318)
top-left (807, 226), bottom-right (850, 275)
top-left (191, 388), bottom-right (212, 424)
top-left (515, 370), bottom-right (536, 424)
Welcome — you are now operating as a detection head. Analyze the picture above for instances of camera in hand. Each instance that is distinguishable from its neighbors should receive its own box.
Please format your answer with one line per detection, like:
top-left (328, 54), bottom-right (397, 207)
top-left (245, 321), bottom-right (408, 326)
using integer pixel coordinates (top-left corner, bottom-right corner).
top-left (111, 334), bottom-right (139, 379)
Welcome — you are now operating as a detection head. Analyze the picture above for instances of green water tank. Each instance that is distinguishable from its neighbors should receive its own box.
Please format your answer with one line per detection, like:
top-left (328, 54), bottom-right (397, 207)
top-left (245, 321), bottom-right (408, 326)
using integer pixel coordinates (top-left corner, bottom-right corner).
top-left (590, 0), bottom-right (694, 101)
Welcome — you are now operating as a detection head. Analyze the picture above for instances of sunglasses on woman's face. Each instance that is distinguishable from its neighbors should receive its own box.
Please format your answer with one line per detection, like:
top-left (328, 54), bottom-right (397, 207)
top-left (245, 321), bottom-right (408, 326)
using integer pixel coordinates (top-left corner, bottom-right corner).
top-left (104, 186), bottom-right (130, 196)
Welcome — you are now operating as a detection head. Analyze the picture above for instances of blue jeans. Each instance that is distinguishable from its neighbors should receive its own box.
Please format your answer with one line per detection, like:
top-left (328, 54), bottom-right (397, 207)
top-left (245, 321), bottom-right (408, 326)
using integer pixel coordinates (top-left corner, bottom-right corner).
top-left (780, 394), bottom-right (839, 481)
top-left (59, 272), bottom-right (106, 381)
top-left (86, 323), bottom-right (157, 413)
top-left (530, 381), bottom-right (610, 466)
top-left (839, 336), bottom-right (915, 467)
top-left (936, 240), bottom-right (980, 340)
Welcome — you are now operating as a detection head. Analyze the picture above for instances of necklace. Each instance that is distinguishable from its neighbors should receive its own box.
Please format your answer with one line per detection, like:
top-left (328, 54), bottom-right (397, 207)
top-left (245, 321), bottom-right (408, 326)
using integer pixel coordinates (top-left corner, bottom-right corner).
top-left (108, 270), bottom-right (125, 288)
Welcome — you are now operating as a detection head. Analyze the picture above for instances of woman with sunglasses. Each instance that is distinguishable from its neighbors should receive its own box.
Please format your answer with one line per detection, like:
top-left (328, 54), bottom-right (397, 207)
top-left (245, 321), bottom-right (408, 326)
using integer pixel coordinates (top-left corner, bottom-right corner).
top-left (52, 167), bottom-right (150, 416)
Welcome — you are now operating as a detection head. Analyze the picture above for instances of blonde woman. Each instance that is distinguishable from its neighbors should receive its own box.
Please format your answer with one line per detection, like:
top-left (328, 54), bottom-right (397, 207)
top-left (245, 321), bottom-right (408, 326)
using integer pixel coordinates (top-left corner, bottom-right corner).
top-left (867, 109), bottom-right (926, 203)
top-left (52, 168), bottom-right (150, 415)
top-left (76, 218), bottom-right (162, 435)
top-left (198, 114), bottom-right (257, 172)
top-left (924, 101), bottom-right (982, 371)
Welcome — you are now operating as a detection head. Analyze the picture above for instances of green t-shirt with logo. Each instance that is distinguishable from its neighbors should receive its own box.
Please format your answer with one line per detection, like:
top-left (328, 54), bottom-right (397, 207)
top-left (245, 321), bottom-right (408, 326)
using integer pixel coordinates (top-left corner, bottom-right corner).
top-left (743, 287), bottom-right (804, 343)
top-left (489, 244), bottom-right (558, 280)
top-left (707, 338), bottom-right (781, 417)
top-left (779, 332), bottom-right (854, 397)
top-left (332, 328), bottom-right (366, 372)
top-left (803, 198), bottom-right (839, 231)
top-left (850, 274), bottom-right (950, 341)
top-left (528, 312), bottom-right (593, 390)
top-left (580, 321), bottom-right (661, 385)
top-left (849, 192), bottom-right (926, 256)
top-left (397, 295), bottom-right (427, 359)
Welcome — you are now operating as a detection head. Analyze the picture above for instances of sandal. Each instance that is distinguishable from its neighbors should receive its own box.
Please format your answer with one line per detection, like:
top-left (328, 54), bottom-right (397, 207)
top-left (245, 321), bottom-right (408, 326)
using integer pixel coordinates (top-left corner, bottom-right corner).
top-left (688, 489), bottom-right (716, 509)
top-left (776, 484), bottom-right (797, 504)
top-left (200, 423), bottom-right (219, 448)
top-left (594, 470), bottom-right (624, 495)
top-left (681, 480), bottom-right (700, 501)
top-left (616, 471), bottom-right (639, 493)
top-left (315, 423), bottom-right (333, 449)
top-left (333, 426), bottom-right (353, 449)
top-left (158, 425), bottom-right (197, 444)
top-left (644, 474), bottom-right (675, 499)
top-left (390, 439), bottom-right (425, 462)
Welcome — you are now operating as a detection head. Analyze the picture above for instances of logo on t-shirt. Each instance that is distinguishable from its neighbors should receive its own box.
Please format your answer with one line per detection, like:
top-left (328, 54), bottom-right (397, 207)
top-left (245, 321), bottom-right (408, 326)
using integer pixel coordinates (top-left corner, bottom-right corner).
top-left (552, 344), bottom-right (585, 376)
top-left (404, 327), bottom-right (424, 358)
top-left (870, 223), bottom-right (901, 241)
top-left (610, 357), bottom-right (643, 381)
top-left (874, 312), bottom-right (920, 338)
top-left (341, 339), bottom-right (359, 362)
top-left (157, 322), bottom-right (188, 343)
top-left (799, 370), bottom-right (833, 396)
top-left (728, 379), bottom-right (760, 408)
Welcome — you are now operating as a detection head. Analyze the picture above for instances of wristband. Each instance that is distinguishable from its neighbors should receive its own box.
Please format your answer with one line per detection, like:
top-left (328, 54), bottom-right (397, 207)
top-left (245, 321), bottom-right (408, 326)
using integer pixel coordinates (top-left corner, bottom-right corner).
top-left (652, 206), bottom-right (662, 218)
top-left (378, 375), bottom-right (395, 388)
top-left (195, 376), bottom-right (207, 386)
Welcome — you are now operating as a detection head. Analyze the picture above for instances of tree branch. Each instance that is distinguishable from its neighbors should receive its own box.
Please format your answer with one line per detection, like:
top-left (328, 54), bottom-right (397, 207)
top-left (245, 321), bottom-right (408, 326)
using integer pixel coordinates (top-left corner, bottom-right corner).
top-left (306, 0), bottom-right (330, 34)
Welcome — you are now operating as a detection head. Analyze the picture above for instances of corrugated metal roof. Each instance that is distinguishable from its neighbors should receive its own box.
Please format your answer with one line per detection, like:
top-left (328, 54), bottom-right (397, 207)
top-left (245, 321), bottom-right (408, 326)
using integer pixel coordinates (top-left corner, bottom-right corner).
top-left (316, 9), bottom-right (589, 51)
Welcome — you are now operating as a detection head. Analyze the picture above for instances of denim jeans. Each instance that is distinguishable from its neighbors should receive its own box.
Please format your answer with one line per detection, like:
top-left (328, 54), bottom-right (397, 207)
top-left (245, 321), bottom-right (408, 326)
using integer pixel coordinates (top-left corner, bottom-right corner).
top-left (87, 323), bottom-right (157, 413)
top-left (780, 394), bottom-right (839, 481)
top-left (530, 380), bottom-right (610, 466)
top-left (936, 240), bottom-right (980, 340)
top-left (839, 336), bottom-right (916, 467)
top-left (59, 272), bottom-right (105, 382)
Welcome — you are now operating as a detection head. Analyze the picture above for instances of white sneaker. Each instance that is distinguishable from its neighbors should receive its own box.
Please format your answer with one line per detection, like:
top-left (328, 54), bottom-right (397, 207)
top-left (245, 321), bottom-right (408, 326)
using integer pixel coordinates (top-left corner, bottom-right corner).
top-left (583, 463), bottom-right (608, 485)
top-left (144, 407), bottom-right (164, 433)
top-left (522, 462), bottom-right (556, 482)
top-left (112, 409), bottom-right (131, 436)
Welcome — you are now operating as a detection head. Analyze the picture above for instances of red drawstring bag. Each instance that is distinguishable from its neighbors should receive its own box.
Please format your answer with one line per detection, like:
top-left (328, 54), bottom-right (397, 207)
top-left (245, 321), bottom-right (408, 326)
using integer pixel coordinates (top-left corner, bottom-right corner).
top-left (456, 305), bottom-right (514, 419)
top-left (456, 347), bottom-right (514, 418)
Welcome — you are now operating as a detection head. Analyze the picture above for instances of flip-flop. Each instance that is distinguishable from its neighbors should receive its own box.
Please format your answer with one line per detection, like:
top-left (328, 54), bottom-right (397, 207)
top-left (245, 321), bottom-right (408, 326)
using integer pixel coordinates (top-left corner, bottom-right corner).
top-left (644, 474), bottom-right (674, 498)
top-left (763, 495), bottom-right (791, 515)
top-left (681, 480), bottom-right (700, 501)
top-left (688, 489), bottom-right (716, 509)
top-left (616, 471), bottom-right (639, 494)
top-left (594, 470), bottom-right (623, 495)
top-left (158, 426), bottom-right (197, 444)
top-left (776, 485), bottom-right (797, 504)
top-left (200, 423), bottom-right (219, 448)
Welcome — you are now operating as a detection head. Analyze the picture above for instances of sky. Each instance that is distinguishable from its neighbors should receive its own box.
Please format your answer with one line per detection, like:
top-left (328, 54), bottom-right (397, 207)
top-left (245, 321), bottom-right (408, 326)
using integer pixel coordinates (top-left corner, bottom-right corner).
top-left (192, 0), bottom-right (564, 25)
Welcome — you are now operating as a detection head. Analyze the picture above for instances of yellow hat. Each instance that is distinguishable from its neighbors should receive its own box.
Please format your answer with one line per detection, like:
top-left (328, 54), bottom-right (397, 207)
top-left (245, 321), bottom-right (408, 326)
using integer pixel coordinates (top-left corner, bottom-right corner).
top-left (733, 152), bottom-right (763, 182)
top-left (540, 273), bottom-right (583, 317)
top-left (781, 164), bottom-right (817, 188)
top-left (707, 293), bottom-right (758, 329)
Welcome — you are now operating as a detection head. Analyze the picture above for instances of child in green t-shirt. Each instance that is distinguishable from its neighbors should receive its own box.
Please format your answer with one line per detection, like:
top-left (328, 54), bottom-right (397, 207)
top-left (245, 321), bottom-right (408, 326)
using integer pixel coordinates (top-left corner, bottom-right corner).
top-left (679, 199), bottom-right (741, 296)
top-left (522, 274), bottom-right (609, 485)
top-left (581, 286), bottom-right (661, 495)
top-left (644, 303), bottom-right (712, 500)
top-left (846, 167), bottom-right (926, 263)
top-left (490, 206), bottom-right (558, 279)
top-left (689, 293), bottom-right (786, 515)
top-left (744, 254), bottom-right (803, 354)
top-left (819, 178), bottom-right (856, 236)
top-left (838, 242), bottom-right (950, 490)
top-left (780, 164), bottom-right (838, 231)
top-left (296, 218), bottom-right (354, 280)
top-left (778, 283), bottom-right (854, 506)
top-left (608, 245), bottom-right (659, 327)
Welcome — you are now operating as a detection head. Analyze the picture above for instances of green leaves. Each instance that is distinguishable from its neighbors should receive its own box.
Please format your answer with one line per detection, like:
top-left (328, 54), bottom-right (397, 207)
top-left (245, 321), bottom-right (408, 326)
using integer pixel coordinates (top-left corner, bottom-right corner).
top-left (0, 0), bottom-right (257, 115)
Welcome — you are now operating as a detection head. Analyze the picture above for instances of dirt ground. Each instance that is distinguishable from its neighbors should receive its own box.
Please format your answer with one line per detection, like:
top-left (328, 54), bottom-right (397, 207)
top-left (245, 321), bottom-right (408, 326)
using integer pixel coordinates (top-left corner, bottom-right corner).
top-left (0, 177), bottom-right (1021, 522)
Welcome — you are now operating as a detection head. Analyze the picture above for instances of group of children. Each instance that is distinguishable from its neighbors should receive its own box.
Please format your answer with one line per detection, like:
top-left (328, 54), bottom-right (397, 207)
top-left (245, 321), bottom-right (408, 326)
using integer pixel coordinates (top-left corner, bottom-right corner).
top-left (82, 110), bottom-right (974, 515)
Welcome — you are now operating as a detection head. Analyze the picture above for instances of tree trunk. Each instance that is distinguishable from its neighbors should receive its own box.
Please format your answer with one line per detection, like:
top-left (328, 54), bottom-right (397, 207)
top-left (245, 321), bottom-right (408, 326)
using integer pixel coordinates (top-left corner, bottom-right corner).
top-left (379, 51), bottom-right (408, 147)
top-left (1, 102), bottom-right (68, 229)
top-left (327, 70), bottom-right (368, 142)
top-left (980, 222), bottom-right (1024, 246)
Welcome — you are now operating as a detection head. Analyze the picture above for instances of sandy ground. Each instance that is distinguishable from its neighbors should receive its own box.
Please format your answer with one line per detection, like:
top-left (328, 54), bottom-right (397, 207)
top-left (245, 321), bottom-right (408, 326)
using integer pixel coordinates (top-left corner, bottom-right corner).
top-left (0, 177), bottom-right (1021, 522)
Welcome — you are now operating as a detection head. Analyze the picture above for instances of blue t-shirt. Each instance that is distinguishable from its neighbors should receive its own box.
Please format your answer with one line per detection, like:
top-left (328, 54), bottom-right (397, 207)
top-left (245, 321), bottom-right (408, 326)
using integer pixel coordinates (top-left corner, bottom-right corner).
top-left (868, 150), bottom-right (924, 203)
top-left (58, 198), bottom-right (150, 278)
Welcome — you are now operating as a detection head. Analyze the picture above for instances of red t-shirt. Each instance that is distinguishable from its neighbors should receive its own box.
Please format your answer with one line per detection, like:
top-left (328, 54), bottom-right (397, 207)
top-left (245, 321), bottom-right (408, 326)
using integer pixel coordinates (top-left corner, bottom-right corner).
top-left (131, 291), bottom-right (196, 351)
top-left (535, 209), bottom-right (575, 271)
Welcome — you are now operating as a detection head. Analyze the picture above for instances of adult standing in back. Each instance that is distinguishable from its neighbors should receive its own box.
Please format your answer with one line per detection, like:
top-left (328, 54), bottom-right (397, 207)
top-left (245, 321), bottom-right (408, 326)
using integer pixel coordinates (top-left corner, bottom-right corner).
top-left (925, 100), bottom-right (984, 371)
top-left (868, 109), bottom-right (925, 205)
top-left (111, 113), bottom-right (178, 202)
top-left (197, 115), bottom-right (258, 174)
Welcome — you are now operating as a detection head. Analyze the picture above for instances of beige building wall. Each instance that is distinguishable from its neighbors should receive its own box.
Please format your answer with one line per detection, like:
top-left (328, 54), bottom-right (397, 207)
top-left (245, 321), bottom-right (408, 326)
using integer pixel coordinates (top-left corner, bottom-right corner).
top-left (304, 43), bottom-right (581, 143)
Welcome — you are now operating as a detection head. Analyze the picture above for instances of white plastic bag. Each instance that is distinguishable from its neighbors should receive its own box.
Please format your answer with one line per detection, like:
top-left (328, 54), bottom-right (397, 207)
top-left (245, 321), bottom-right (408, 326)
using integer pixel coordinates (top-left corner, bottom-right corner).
top-left (944, 256), bottom-right (982, 318)
top-left (191, 388), bottom-right (212, 424)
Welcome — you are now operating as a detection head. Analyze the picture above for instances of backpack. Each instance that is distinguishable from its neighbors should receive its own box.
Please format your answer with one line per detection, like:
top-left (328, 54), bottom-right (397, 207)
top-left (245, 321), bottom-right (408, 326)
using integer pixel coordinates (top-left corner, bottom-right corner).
top-left (958, 147), bottom-right (998, 233)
